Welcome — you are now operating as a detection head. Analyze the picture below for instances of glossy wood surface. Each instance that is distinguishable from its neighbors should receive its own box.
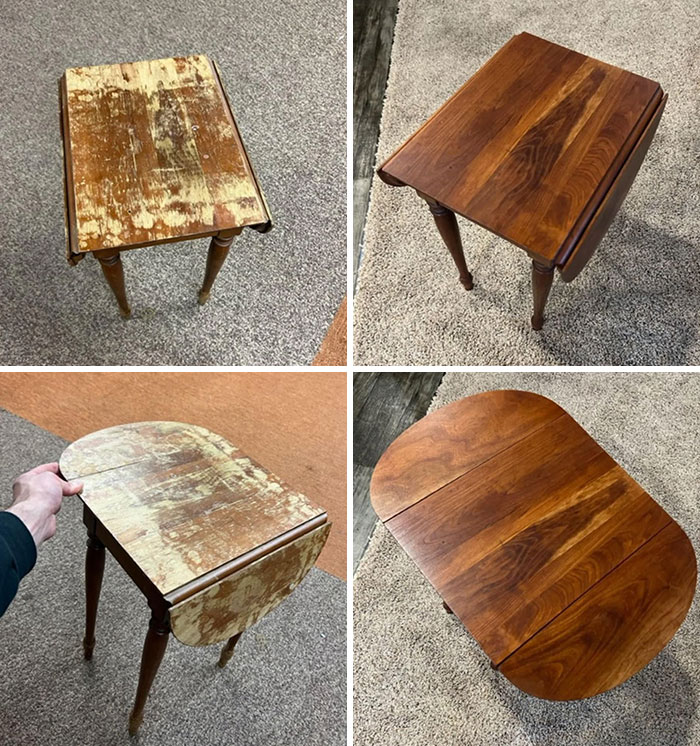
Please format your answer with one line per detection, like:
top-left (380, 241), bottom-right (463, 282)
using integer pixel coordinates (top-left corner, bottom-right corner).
top-left (371, 390), bottom-right (696, 700)
top-left (60, 55), bottom-right (269, 260)
top-left (378, 33), bottom-right (662, 266)
top-left (60, 421), bottom-right (326, 595)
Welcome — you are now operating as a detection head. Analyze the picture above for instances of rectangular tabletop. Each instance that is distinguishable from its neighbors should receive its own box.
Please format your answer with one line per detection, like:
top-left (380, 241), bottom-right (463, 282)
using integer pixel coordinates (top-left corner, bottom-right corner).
top-left (378, 33), bottom-right (661, 263)
top-left (60, 55), bottom-right (269, 257)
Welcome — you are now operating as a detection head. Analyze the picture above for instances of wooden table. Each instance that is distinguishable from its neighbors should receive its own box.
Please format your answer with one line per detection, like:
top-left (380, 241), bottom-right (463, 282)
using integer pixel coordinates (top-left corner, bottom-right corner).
top-left (370, 390), bottom-right (696, 700)
top-left (59, 55), bottom-right (271, 317)
top-left (377, 33), bottom-right (666, 329)
top-left (59, 421), bottom-right (330, 734)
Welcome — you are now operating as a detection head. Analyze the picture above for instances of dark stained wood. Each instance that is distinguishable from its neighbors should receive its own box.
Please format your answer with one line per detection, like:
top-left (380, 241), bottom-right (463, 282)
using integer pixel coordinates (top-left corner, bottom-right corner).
top-left (531, 261), bottom-right (554, 330)
top-left (370, 390), bottom-right (696, 700)
top-left (499, 521), bottom-right (696, 700)
top-left (198, 231), bottom-right (238, 305)
top-left (370, 389), bottom-right (565, 521)
top-left (94, 249), bottom-right (131, 318)
top-left (377, 33), bottom-right (665, 327)
top-left (217, 632), bottom-right (243, 668)
top-left (129, 611), bottom-right (171, 736)
top-left (424, 197), bottom-right (473, 291)
top-left (83, 533), bottom-right (105, 660)
top-left (560, 93), bottom-right (668, 282)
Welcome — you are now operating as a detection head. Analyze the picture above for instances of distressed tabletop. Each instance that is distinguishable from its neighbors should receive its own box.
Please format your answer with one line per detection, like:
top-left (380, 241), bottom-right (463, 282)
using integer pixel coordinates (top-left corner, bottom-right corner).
top-left (371, 390), bottom-right (696, 700)
top-left (59, 421), bottom-right (327, 598)
top-left (60, 55), bottom-right (270, 262)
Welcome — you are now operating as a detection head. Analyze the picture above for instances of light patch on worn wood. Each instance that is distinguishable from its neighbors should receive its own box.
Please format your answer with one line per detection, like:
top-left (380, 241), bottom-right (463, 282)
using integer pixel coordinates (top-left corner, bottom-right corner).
top-left (169, 523), bottom-right (331, 646)
top-left (62, 55), bottom-right (269, 254)
top-left (59, 422), bottom-right (324, 595)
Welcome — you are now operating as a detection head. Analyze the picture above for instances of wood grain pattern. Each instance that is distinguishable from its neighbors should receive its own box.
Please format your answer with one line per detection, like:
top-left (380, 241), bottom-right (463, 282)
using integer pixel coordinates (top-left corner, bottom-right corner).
top-left (370, 389), bottom-right (565, 521)
top-left (559, 93), bottom-right (667, 281)
top-left (378, 33), bottom-right (661, 265)
top-left (60, 421), bottom-right (325, 595)
top-left (499, 521), bottom-right (696, 699)
top-left (169, 522), bottom-right (330, 646)
top-left (371, 390), bottom-right (696, 700)
top-left (60, 55), bottom-right (269, 260)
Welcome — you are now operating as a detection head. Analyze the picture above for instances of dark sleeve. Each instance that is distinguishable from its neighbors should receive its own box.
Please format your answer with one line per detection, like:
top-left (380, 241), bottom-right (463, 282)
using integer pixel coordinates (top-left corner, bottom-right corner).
top-left (0, 511), bottom-right (37, 617)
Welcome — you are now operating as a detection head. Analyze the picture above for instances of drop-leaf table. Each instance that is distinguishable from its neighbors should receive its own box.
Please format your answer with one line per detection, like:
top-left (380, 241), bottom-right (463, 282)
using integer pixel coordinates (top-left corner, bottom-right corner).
top-left (59, 421), bottom-right (329, 734)
top-left (377, 33), bottom-right (666, 330)
top-left (370, 390), bottom-right (695, 700)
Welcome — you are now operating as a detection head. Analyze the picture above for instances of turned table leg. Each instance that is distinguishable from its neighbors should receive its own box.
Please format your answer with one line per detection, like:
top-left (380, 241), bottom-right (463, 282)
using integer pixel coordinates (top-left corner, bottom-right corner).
top-left (531, 261), bottom-right (554, 331)
top-left (423, 198), bottom-right (473, 291)
top-left (129, 611), bottom-right (170, 736)
top-left (94, 249), bottom-right (131, 318)
top-left (217, 632), bottom-right (243, 669)
top-left (199, 232), bottom-right (238, 305)
top-left (83, 533), bottom-right (105, 660)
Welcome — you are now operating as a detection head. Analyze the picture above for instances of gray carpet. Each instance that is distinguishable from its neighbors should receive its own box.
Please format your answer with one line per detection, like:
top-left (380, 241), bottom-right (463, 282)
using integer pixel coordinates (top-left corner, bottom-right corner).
top-left (353, 0), bottom-right (700, 365)
top-left (0, 0), bottom-right (345, 365)
top-left (354, 372), bottom-right (700, 745)
top-left (0, 409), bottom-right (346, 744)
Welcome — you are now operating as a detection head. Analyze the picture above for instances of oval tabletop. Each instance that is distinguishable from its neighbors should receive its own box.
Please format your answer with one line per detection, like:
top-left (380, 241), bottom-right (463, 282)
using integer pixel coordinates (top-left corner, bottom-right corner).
top-left (370, 390), bottom-right (697, 700)
top-left (59, 422), bottom-right (327, 599)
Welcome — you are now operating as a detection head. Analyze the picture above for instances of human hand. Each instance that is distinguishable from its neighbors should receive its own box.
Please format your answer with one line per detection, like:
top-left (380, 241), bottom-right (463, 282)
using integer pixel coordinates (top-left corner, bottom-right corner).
top-left (6, 463), bottom-right (83, 548)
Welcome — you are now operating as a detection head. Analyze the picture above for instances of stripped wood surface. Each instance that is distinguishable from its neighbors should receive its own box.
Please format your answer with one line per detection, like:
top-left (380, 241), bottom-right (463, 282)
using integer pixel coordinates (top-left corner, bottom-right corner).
top-left (378, 32), bottom-right (662, 266)
top-left (170, 522), bottom-right (331, 646)
top-left (371, 390), bottom-right (696, 700)
top-left (60, 422), bottom-right (325, 595)
top-left (60, 55), bottom-right (269, 260)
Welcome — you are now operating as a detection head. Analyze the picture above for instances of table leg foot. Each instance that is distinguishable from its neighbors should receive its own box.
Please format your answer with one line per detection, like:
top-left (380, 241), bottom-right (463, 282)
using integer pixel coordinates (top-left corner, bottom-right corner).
top-left (531, 260), bottom-right (554, 331)
top-left (95, 249), bottom-right (131, 318)
top-left (423, 197), bottom-right (474, 291)
top-left (83, 533), bottom-right (105, 661)
top-left (199, 233), bottom-right (236, 304)
top-left (217, 632), bottom-right (243, 668)
top-left (129, 611), bottom-right (170, 735)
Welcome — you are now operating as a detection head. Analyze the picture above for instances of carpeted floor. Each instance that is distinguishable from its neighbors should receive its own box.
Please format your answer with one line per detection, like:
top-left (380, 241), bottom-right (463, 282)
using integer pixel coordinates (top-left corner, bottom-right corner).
top-left (353, 0), bottom-right (700, 365)
top-left (354, 372), bottom-right (700, 745)
top-left (0, 409), bottom-right (346, 744)
top-left (0, 0), bottom-right (345, 365)
top-left (0, 372), bottom-right (347, 580)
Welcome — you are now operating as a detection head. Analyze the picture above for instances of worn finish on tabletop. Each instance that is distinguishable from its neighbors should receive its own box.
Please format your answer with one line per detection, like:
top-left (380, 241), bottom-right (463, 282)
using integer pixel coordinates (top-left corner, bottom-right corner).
top-left (61, 55), bottom-right (268, 259)
top-left (170, 522), bottom-right (331, 646)
top-left (371, 390), bottom-right (696, 700)
top-left (377, 33), bottom-right (665, 327)
top-left (60, 421), bottom-right (325, 596)
top-left (62, 421), bottom-right (329, 734)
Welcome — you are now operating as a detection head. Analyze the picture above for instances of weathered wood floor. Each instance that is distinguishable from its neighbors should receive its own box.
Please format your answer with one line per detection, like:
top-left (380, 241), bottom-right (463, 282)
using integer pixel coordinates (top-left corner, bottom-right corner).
top-left (353, 372), bottom-right (444, 570)
top-left (353, 0), bottom-right (399, 287)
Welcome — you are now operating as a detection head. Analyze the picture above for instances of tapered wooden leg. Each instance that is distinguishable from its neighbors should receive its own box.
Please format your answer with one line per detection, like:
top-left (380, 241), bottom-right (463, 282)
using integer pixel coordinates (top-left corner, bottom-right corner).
top-left (425, 200), bottom-right (473, 291)
top-left (83, 534), bottom-right (105, 660)
top-left (217, 632), bottom-right (243, 668)
top-left (95, 249), bottom-right (131, 318)
top-left (128, 612), bottom-right (170, 736)
top-left (531, 261), bottom-right (555, 330)
top-left (442, 600), bottom-right (454, 615)
top-left (198, 234), bottom-right (236, 305)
